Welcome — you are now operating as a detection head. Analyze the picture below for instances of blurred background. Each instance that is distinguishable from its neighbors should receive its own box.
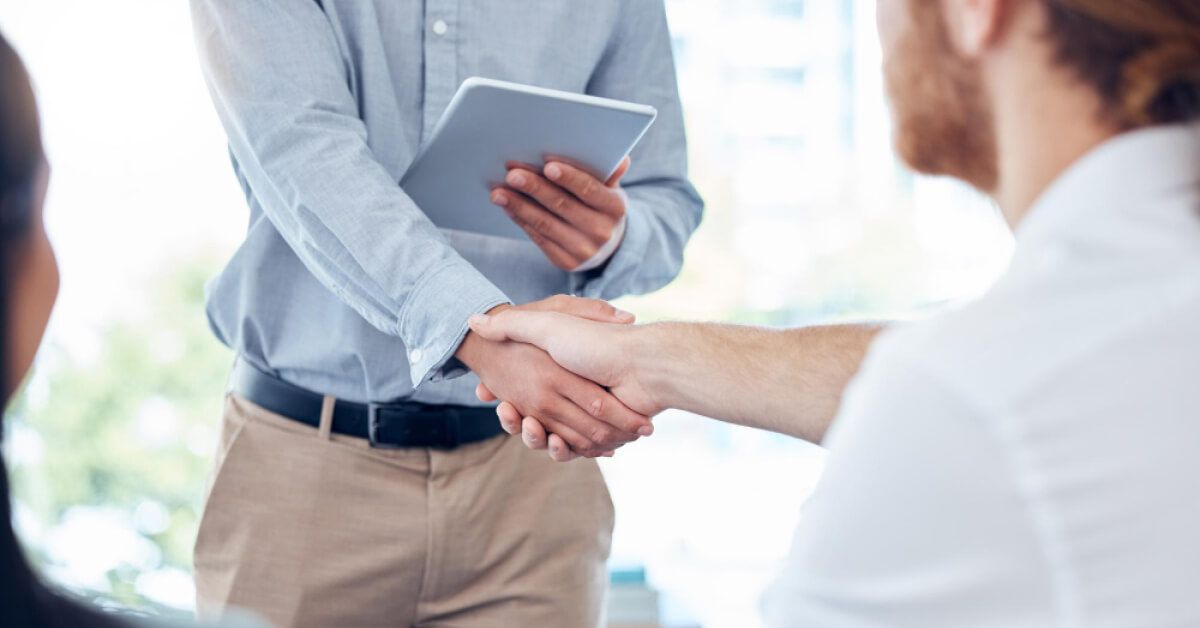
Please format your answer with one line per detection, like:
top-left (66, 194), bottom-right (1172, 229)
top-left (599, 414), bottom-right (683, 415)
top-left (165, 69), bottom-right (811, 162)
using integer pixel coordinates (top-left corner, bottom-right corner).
top-left (0, 1), bottom-right (1012, 626)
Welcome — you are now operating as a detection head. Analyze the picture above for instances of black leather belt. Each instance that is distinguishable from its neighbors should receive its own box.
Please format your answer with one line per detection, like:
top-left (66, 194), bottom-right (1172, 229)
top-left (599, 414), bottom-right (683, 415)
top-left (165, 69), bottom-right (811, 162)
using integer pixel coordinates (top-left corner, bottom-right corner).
top-left (230, 358), bottom-right (504, 449)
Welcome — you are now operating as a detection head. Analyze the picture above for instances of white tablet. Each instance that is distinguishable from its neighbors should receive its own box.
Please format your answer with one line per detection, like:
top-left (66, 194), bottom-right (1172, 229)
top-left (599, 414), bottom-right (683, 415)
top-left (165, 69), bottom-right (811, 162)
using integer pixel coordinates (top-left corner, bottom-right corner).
top-left (399, 77), bottom-right (658, 241)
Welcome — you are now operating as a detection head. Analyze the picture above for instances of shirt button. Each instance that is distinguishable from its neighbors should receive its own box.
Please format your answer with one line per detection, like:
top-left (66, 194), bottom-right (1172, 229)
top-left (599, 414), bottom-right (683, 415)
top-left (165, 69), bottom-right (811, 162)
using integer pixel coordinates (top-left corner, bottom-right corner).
top-left (432, 20), bottom-right (448, 36)
top-left (409, 348), bottom-right (424, 363)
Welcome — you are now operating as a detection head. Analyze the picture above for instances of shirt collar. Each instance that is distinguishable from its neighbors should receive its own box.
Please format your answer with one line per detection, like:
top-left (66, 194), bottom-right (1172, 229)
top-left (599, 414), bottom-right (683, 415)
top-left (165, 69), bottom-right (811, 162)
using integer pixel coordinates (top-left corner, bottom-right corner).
top-left (1015, 123), bottom-right (1200, 245)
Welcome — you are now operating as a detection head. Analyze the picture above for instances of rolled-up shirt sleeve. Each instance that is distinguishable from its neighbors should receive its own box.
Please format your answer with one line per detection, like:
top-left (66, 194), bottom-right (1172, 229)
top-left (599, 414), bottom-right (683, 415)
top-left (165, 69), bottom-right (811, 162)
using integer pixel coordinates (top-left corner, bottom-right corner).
top-left (191, 0), bottom-right (509, 387)
top-left (572, 0), bottom-right (705, 300)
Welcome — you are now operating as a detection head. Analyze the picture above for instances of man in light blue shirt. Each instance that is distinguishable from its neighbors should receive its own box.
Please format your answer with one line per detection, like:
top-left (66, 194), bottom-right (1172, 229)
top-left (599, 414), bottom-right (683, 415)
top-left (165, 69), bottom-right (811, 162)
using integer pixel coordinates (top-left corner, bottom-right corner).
top-left (188, 1), bottom-right (701, 625)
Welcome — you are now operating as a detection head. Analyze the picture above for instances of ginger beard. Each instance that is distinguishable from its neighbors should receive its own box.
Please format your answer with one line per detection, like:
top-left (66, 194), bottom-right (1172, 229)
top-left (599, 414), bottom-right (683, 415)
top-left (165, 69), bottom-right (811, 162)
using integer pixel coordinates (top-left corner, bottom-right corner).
top-left (884, 1), bottom-right (999, 193)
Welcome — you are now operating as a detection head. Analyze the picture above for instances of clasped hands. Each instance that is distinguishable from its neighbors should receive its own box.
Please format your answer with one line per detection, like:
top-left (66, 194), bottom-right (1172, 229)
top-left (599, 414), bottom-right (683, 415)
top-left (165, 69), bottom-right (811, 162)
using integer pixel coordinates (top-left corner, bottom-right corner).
top-left (452, 156), bottom-right (651, 461)
top-left (455, 295), bottom-right (658, 462)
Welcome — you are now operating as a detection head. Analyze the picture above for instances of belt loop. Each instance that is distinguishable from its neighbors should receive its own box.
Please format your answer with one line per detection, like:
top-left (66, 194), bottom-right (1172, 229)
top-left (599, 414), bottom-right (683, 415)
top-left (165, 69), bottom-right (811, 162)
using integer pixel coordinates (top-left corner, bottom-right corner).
top-left (318, 395), bottom-right (336, 440)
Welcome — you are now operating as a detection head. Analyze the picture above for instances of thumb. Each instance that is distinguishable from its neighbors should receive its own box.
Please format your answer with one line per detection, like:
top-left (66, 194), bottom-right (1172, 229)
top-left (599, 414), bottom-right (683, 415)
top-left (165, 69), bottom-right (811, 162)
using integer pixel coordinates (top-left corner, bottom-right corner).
top-left (529, 295), bottom-right (635, 324)
top-left (606, 156), bottom-right (631, 187)
top-left (468, 310), bottom-right (557, 349)
top-left (467, 313), bottom-right (511, 342)
top-left (557, 298), bottom-right (635, 325)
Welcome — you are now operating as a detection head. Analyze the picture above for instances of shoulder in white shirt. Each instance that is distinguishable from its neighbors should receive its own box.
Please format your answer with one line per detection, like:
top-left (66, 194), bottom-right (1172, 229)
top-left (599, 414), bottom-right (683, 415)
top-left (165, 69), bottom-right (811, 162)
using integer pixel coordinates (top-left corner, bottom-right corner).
top-left (763, 125), bottom-right (1200, 627)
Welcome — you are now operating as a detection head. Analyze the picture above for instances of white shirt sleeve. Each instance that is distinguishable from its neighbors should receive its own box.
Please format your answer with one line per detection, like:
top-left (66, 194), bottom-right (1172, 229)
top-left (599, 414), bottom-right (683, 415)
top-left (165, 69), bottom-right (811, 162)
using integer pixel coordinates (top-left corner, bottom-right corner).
top-left (762, 341), bottom-right (1056, 627)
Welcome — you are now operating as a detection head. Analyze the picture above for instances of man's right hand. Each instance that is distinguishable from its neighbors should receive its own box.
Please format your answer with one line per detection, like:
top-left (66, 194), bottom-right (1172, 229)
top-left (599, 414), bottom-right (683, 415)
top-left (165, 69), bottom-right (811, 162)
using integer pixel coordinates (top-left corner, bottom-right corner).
top-left (454, 296), bottom-right (653, 458)
top-left (467, 298), bottom-right (668, 461)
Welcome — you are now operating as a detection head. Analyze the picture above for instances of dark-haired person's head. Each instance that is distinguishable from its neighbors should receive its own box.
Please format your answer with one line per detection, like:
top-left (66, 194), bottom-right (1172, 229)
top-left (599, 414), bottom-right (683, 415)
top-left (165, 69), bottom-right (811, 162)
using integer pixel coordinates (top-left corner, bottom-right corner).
top-left (1, 30), bottom-right (57, 404)
top-left (877, 0), bottom-right (1200, 213)
top-left (1, 29), bottom-right (132, 628)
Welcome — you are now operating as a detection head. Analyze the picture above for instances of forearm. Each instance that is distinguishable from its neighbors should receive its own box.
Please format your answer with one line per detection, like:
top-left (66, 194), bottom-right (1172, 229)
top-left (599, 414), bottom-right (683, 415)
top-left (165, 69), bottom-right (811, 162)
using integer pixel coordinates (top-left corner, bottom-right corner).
top-left (194, 0), bottom-right (510, 385)
top-left (632, 322), bottom-right (885, 443)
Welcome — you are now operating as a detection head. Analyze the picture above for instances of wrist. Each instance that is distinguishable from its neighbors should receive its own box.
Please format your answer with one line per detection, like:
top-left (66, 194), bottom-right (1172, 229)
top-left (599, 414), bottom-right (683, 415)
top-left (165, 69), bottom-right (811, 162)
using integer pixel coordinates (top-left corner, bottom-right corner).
top-left (620, 323), bottom-right (675, 413)
top-left (572, 213), bottom-right (627, 273)
top-left (455, 303), bottom-right (512, 371)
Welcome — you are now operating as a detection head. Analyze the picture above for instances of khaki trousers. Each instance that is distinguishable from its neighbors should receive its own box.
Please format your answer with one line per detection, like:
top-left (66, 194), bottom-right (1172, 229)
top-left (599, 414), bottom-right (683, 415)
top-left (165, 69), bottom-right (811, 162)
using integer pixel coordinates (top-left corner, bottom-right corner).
top-left (194, 394), bottom-right (614, 627)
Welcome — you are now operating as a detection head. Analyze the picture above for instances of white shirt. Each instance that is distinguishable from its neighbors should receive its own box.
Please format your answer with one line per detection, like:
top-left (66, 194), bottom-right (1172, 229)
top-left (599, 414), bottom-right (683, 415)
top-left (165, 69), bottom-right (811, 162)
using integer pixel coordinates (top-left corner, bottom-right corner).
top-left (763, 125), bottom-right (1200, 627)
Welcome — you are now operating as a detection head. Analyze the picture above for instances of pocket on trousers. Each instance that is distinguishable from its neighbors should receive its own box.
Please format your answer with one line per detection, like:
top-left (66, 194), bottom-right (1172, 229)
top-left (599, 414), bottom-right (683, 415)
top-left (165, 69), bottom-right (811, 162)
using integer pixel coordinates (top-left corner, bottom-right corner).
top-left (193, 395), bottom-right (256, 569)
top-left (199, 395), bottom-right (248, 500)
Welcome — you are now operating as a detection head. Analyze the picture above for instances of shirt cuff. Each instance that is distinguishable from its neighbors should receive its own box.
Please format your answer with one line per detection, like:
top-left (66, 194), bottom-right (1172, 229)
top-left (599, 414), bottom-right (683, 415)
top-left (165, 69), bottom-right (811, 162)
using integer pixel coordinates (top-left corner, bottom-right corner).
top-left (398, 261), bottom-right (510, 388)
top-left (571, 199), bottom-right (655, 297)
top-left (572, 196), bottom-right (629, 273)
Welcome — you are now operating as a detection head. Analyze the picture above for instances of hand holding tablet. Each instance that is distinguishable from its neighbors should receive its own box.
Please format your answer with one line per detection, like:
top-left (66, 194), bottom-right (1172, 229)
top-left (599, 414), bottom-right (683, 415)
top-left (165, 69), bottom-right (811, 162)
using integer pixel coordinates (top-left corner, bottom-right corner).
top-left (399, 77), bottom-right (657, 269)
top-left (492, 156), bottom-right (631, 271)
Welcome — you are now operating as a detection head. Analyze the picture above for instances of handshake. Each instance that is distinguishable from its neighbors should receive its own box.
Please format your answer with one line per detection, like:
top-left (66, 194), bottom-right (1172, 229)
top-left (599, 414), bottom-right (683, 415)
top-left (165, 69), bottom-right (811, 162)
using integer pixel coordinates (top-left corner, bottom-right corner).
top-left (454, 295), bottom-right (660, 462)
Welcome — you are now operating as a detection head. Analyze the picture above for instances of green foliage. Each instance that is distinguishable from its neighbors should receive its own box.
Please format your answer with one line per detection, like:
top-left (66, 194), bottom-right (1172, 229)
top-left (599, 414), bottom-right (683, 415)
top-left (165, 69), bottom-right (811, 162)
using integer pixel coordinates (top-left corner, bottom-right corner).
top-left (7, 256), bottom-right (231, 608)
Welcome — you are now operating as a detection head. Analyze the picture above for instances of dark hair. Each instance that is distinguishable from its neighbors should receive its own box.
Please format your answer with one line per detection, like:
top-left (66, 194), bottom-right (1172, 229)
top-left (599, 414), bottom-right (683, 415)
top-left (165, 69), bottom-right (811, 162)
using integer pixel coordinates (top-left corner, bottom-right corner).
top-left (1043, 1), bottom-right (1200, 128)
top-left (0, 31), bottom-right (129, 628)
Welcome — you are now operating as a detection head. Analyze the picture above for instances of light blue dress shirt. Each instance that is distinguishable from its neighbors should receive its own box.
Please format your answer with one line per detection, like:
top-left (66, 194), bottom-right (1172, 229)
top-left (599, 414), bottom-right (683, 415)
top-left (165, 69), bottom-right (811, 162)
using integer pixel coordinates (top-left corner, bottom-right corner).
top-left (190, 0), bottom-right (702, 404)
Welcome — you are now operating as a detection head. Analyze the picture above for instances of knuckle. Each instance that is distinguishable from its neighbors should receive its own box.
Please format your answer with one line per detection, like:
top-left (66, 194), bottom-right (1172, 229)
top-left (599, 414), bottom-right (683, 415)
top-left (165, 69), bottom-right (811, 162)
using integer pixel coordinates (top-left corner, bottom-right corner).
top-left (529, 214), bottom-right (552, 233)
top-left (590, 425), bottom-right (617, 447)
top-left (590, 224), bottom-right (613, 242)
top-left (580, 179), bottom-right (599, 199)
top-left (531, 394), bottom-right (554, 415)
top-left (521, 224), bottom-right (546, 244)
top-left (565, 437), bottom-right (590, 455)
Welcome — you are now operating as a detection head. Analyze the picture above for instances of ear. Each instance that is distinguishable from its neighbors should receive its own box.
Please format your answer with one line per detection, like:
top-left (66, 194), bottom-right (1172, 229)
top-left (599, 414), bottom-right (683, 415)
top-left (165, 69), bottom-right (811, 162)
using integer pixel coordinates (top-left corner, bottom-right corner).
top-left (940, 0), bottom-right (1007, 58)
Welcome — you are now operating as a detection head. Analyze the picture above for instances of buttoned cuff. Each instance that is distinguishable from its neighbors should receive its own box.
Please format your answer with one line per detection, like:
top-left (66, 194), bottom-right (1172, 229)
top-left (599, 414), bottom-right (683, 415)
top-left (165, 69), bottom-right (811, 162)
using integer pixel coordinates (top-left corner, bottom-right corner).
top-left (398, 261), bottom-right (510, 388)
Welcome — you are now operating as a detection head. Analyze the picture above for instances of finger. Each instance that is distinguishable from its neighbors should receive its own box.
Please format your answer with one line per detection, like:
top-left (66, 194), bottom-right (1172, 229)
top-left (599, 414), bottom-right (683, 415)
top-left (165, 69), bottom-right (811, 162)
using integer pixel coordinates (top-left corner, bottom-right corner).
top-left (468, 309), bottom-right (561, 345)
top-left (547, 433), bottom-right (580, 462)
top-left (505, 169), bottom-right (612, 240)
top-left (543, 394), bottom-right (635, 455)
top-left (475, 382), bottom-right (498, 402)
top-left (558, 391), bottom-right (642, 450)
top-left (605, 157), bottom-right (632, 187)
top-left (494, 189), bottom-right (598, 262)
top-left (544, 161), bottom-right (626, 217)
top-left (530, 412), bottom-right (596, 457)
top-left (495, 401), bottom-right (522, 435)
top-left (523, 224), bottom-right (581, 271)
top-left (562, 377), bottom-right (653, 437)
top-left (493, 189), bottom-right (586, 269)
top-left (527, 294), bottom-right (635, 324)
top-left (522, 417), bottom-right (548, 450)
